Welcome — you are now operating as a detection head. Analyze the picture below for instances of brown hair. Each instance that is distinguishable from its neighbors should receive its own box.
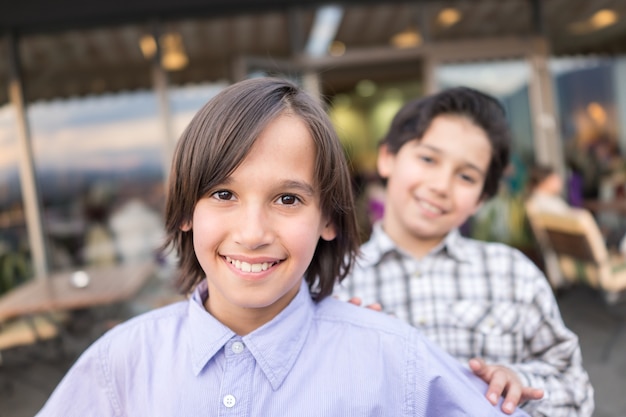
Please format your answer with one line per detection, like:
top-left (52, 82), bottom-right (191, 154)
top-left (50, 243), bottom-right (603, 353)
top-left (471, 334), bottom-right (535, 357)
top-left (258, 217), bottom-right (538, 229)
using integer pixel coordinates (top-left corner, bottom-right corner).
top-left (381, 86), bottom-right (511, 200)
top-left (161, 77), bottom-right (359, 302)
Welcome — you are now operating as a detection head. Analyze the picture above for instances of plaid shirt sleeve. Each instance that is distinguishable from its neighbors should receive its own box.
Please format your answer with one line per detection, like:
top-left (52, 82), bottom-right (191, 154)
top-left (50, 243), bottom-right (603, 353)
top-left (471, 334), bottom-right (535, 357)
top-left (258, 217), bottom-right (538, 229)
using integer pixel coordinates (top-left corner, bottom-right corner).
top-left (505, 269), bottom-right (594, 417)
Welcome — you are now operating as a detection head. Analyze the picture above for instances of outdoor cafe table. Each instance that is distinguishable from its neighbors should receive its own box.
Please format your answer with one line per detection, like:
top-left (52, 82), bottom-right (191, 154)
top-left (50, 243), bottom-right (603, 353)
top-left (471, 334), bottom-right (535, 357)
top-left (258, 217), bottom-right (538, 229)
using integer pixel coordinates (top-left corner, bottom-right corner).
top-left (0, 261), bottom-right (156, 324)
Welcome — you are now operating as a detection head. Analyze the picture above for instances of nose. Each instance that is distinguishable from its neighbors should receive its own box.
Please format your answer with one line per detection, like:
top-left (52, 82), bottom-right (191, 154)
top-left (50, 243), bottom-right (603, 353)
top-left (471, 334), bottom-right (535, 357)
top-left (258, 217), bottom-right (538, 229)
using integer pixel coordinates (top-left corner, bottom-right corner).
top-left (233, 203), bottom-right (274, 250)
top-left (427, 167), bottom-right (453, 196)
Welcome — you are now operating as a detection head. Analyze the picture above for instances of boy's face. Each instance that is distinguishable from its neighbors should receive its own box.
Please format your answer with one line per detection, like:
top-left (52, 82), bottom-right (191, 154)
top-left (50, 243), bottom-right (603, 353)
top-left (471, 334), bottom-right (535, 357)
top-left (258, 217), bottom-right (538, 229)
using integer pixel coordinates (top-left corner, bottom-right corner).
top-left (378, 114), bottom-right (491, 257)
top-left (184, 114), bottom-right (336, 335)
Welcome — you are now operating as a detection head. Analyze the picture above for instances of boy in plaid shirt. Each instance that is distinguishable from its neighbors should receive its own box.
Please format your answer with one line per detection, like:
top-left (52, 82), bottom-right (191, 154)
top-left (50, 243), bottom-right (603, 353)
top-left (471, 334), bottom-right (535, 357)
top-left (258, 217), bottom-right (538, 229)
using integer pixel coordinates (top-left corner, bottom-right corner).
top-left (337, 87), bottom-right (594, 416)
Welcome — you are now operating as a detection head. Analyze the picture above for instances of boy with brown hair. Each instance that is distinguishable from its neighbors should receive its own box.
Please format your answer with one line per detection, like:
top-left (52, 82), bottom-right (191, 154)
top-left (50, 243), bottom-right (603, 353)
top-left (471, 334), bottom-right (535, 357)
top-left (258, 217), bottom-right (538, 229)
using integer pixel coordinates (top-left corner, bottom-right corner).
top-left (337, 87), bottom-right (594, 416)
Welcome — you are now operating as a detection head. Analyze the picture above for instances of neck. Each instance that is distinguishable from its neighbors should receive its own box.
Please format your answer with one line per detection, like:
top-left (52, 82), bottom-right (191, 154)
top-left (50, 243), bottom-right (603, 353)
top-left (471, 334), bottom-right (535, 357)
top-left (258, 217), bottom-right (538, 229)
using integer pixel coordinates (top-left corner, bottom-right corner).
top-left (203, 298), bottom-right (258, 335)
top-left (202, 283), bottom-right (301, 336)
top-left (381, 220), bottom-right (444, 260)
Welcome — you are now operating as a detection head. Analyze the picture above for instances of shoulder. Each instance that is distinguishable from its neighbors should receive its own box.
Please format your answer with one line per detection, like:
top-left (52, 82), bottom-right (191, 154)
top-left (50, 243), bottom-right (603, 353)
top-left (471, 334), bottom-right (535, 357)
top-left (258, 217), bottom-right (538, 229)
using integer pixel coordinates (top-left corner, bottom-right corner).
top-left (96, 300), bottom-right (189, 355)
top-left (314, 296), bottom-right (417, 339)
top-left (108, 300), bottom-right (188, 334)
top-left (458, 235), bottom-right (541, 272)
top-left (333, 235), bottom-right (399, 300)
top-left (456, 236), bottom-right (552, 298)
top-left (77, 300), bottom-right (192, 387)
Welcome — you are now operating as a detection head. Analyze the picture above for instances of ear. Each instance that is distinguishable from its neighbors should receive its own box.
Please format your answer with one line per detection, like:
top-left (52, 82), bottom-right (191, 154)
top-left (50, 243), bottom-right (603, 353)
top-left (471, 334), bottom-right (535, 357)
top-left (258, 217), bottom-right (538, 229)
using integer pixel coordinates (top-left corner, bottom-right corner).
top-left (320, 220), bottom-right (337, 242)
top-left (180, 220), bottom-right (192, 232)
top-left (377, 144), bottom-right (394, 179)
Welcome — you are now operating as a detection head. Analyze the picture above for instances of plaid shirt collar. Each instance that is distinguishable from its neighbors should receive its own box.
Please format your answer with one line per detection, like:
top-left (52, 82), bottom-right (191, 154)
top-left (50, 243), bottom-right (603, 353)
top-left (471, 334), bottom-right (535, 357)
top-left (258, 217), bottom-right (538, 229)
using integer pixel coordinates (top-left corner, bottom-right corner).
top-left (359, 222), bottom-right (472, 268)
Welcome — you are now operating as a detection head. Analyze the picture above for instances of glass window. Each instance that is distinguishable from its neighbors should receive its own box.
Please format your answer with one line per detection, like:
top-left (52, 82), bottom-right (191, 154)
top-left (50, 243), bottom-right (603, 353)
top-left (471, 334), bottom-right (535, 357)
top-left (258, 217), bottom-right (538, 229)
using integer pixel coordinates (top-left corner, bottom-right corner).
top-left (550, 57), bottom-right (621, 202)
top-left (0, 103), bottom-right (31, 293)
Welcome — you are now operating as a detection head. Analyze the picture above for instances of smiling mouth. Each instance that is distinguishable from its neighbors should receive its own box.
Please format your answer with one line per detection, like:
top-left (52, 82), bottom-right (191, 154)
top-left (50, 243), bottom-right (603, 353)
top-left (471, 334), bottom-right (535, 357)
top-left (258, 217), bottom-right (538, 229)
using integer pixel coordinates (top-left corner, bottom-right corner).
top-left (418, 199), bottom-right (444, 215)
top-left (225, 256), bottom-right (280, 273)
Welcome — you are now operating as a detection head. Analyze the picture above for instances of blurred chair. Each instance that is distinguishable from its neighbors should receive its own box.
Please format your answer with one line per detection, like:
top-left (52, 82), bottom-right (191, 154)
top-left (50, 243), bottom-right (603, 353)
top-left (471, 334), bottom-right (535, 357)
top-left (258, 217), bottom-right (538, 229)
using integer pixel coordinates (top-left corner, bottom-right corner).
top-left (526, 206), bottom-right (626, 294)
top-left (0, 312), bottom-right (68, 364)
top-left (525, 205), bottom-right (626, 360)
top-left (524, 202), bottom-right (566, 291)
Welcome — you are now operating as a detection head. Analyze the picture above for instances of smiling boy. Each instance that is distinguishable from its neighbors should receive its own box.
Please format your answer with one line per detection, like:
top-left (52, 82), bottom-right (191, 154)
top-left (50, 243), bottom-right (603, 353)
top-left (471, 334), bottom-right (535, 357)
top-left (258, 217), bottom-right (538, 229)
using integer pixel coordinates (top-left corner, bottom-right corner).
top-left (337, 87), bottom-right (594, 416)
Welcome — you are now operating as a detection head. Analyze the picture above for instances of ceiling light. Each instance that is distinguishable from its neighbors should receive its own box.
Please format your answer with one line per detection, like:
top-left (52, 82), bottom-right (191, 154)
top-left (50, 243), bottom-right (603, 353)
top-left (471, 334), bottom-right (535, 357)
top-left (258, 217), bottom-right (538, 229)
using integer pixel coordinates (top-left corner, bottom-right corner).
top-left (139, 32), bottom-right (189, 71)
top-left (160, 33), bottom-right (188, 71)
top-left (438, 8), bottom-right (462, 27)
top-left (139, 35), bottom-right (157, 59)
top-left (391, 27), bottom-right (422, 49)
top-left (569, 8), bottom-right (619, 34)
top-left (328, 40), bottom-right (346, 57)
top-left (590, 9), bottom-right (618, 29)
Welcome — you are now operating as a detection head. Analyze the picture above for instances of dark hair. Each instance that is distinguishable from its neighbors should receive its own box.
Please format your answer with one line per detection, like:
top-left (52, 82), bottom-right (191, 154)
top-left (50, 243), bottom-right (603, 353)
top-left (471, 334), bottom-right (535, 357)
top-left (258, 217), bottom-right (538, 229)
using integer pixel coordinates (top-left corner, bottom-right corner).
top-left (161, 77), bottom-right (359, 302)
top-left (528, 164), bottom-right (556, 190)
top-left (380, 86), bottom-right (511, 199)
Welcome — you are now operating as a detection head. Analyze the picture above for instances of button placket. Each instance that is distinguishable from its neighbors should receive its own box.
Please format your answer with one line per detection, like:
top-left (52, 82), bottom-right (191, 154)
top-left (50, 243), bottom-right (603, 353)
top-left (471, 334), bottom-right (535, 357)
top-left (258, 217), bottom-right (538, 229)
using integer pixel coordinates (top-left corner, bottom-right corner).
top-left (219, 337), bottom-right (253, 414)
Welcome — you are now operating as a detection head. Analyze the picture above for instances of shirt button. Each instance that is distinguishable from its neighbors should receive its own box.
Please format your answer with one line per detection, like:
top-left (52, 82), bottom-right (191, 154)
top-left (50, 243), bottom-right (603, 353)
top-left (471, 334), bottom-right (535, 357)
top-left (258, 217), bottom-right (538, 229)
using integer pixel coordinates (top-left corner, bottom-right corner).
top-left (413, 271), bottom-right (420, 277)
top-left (223, 394), bottom-right (236, 408)
top-left (232, 341), bottom-right (244, 354)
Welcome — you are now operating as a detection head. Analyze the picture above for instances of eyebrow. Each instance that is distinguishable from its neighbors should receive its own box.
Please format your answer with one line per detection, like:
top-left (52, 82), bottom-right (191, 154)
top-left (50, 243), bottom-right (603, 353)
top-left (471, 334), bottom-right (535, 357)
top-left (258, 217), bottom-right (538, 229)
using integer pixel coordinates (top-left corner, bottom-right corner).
top-left (279, 180), bottom-right (316, 196)
top-left (217, 177), bottom-right (316, 195)
top-left (419, 143), bottom-right (487, 176)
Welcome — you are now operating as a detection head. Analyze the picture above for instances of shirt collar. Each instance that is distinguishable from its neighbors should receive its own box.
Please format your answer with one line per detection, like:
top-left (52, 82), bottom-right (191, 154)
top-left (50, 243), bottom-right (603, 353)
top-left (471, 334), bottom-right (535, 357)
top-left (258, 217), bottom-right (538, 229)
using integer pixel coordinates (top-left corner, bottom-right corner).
top-left (440, 228), bottom-right (472, 262)
top-left (187, 281), bottom-right (235, 376)
top-left (186, 279), bottom-right (314, 391)
top-left (359, 222), bottom-right (470, 267)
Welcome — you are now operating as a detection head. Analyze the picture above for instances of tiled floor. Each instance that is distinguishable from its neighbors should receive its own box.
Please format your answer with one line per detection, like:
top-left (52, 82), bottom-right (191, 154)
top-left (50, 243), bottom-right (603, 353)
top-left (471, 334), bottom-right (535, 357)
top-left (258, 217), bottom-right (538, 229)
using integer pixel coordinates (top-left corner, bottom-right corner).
top-left (1, 278), bottom-right (625, 417)
top-left (555, 287), bottom-right (626, 417)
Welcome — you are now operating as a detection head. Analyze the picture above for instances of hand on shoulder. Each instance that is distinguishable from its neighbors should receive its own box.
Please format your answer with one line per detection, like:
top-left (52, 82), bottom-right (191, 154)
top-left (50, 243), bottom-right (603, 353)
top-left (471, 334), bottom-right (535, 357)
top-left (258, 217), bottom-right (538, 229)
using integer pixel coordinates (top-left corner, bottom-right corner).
top-left (346, 296), bottom-right (383, 312)
top-left (469, 357), bottom-right (544, 414)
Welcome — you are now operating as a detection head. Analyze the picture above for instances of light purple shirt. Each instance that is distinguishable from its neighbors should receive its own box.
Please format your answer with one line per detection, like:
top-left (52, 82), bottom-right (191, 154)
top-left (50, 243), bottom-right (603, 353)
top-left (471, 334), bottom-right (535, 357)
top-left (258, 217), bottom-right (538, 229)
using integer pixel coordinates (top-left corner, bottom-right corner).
top-left (37, 280), bottom-right (529, 416)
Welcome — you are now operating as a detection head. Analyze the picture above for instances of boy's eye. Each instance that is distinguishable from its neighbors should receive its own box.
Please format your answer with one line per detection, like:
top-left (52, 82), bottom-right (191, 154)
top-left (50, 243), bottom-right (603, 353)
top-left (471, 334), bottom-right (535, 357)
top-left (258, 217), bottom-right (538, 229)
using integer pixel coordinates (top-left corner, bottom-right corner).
top-left (459, 173), bottom-right (478, 184)
top-left (212, 190), bottom-right (233, 200)
top-left (418, 155), bottom-right (434, 164)
top-left (277, 194), bottom-right (298, 205)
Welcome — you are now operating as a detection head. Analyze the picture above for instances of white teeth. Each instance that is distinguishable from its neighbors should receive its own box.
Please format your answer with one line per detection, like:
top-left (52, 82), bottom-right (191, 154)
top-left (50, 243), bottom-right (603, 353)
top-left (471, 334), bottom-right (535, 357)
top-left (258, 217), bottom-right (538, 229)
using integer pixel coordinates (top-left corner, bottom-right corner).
top-left (226, 256), bottom-right (271, 273)
top-left (419, 200), bottom-right (442, 214)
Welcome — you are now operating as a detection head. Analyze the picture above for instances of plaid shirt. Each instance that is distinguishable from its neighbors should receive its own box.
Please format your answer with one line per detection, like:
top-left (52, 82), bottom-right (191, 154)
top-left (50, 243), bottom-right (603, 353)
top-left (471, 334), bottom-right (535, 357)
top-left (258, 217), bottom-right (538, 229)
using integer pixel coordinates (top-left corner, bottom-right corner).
top-left (335, 223), bottom-right (594, 417)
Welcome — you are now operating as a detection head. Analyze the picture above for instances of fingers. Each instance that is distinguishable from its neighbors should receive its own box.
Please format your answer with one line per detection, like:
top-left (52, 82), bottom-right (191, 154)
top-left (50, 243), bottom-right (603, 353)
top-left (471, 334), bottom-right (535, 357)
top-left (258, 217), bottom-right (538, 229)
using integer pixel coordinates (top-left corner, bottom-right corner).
top-left (346, 297), bottom-right (383, 311)
top-left (468, 357), bottom-right (487, 376)
top-left (485, 369), bottom-right (508, 406)
top-left (347, 297), bottom-right (362, 306)
top-left (501, 380), bottom-right (522, 414)
top-left (469, 358), bottom-right (499, 405)
top-left (521, 387), bottom-right (545, 401)
top-left (366, 303), bottom-right (383, 311)
top-left (502, 386), bottom-right (544, 414)
top-left (469, 358), bottom-right (544, 413)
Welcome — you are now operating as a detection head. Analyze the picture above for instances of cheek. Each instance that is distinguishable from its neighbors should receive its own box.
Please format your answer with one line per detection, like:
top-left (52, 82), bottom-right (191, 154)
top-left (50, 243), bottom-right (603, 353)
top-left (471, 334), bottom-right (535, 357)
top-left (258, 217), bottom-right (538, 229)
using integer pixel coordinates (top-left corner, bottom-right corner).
top-left (191, 209), bottom-right (222, 247)
top-left (456, 188), bottom-right (483, 214)
top-left (284, 218), bottom-right (325, 252)
top-left (390, 161), bottom-right (421, 189)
